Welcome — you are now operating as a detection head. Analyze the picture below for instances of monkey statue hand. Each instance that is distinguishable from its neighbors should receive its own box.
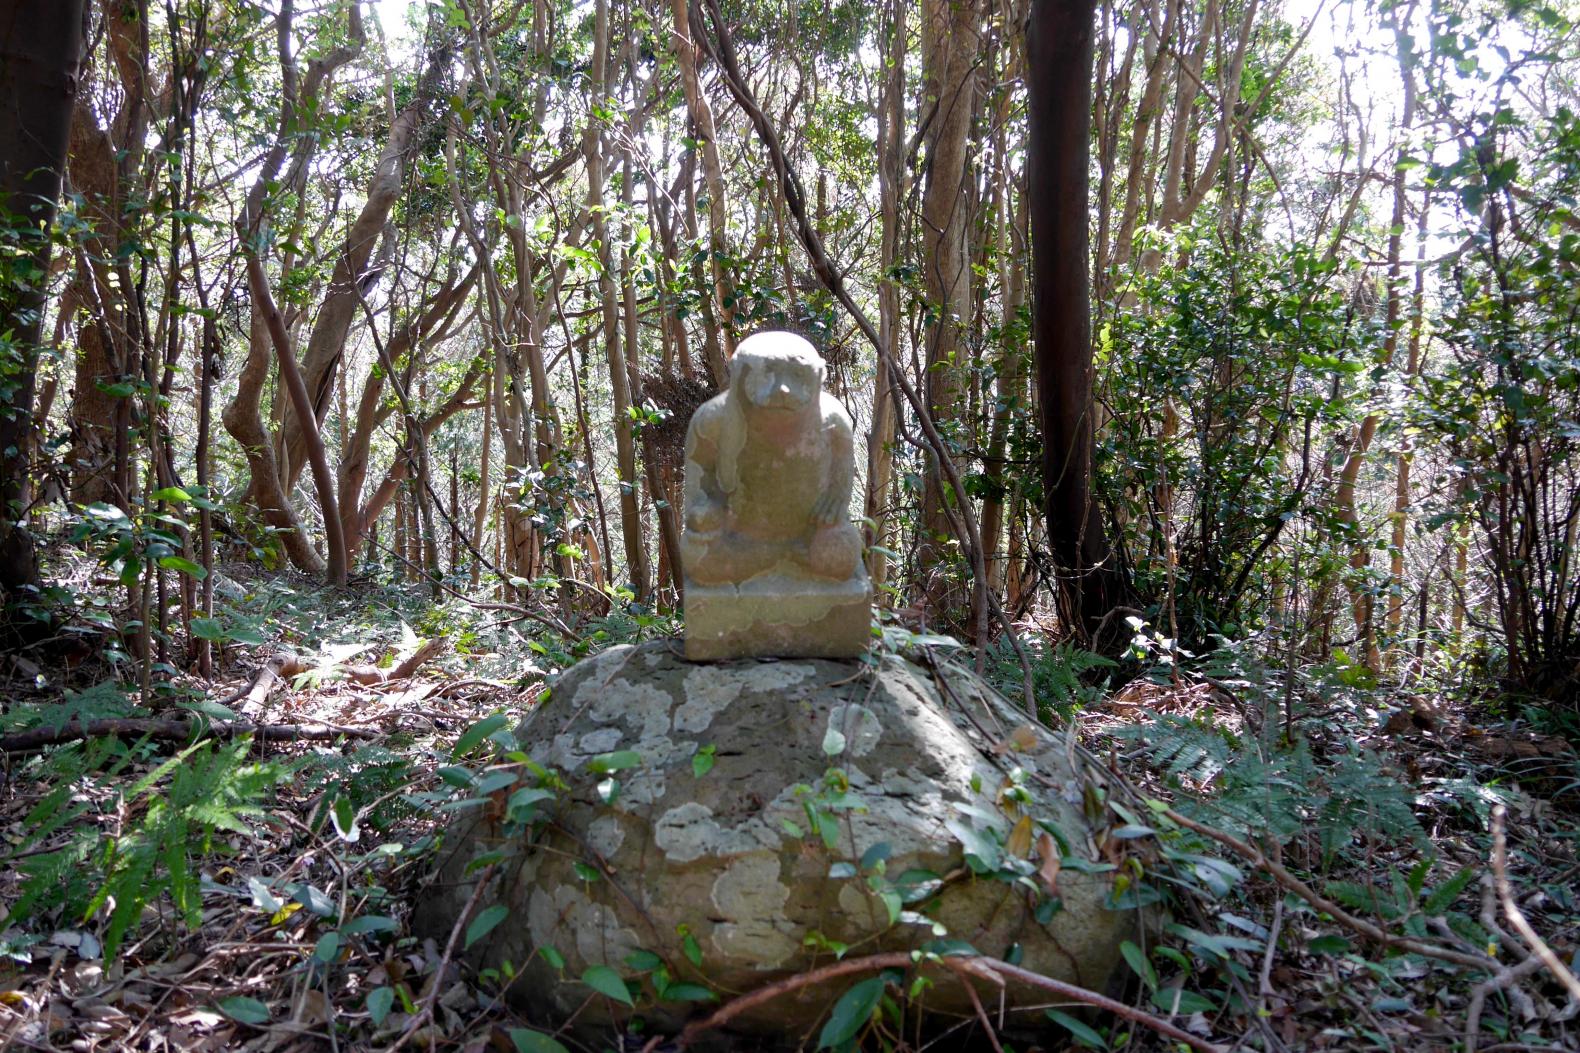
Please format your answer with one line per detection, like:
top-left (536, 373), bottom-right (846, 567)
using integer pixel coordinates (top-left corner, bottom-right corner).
top-left (811, 490), bottom-right (846, 527)
top-left (687, 496), bottom-right (725, 534)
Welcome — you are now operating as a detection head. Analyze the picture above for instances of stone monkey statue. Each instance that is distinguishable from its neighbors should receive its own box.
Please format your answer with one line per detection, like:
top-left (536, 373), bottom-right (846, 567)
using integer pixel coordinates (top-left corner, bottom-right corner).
top-left (680, 331), bottom-right (862, 587)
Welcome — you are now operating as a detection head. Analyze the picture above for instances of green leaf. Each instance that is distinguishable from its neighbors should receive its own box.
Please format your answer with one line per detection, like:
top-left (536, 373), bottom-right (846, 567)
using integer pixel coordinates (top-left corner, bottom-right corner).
top-left (538, 945), bottom-right (566, 970)
top-left (367, 986), bottom-right (395, 1026)
top-left (157, 555), bottom-right (207, 579)
top-left (817, 976), bottom-right (886, 1048)
top-left (1308, 934), bottom-right (1351, 955)
top-left (217, 996), bottom-right (270, 1026)
top-left (291, 883), bottom-right (335, 917)
top-left (624, 949), bottom-right (663, 972)
top-left (331, 797), bottom-right (359, 842)
top-left (507, 786), bottom-right (556, 821)
top-left (466, 905), bottom-right (509, 949)
top-left (150, 486), bottom-right (191, 504)
top-left (660, 982), bottom-right (717, 1002)
top-left (313, 931), bottom-right (341, 963)
top-left (227, 622), bottom-right (267, 644)
top-left (509, 1030), bottom-right (571, 1053)
top-left (1150, 987), bottom-right (1217, 1014)
top-left (580, 964), bottom-right (634, 1006)
top-left (341, 915), bottom-right (398, 936)
top-left (453, 713), bottom-right (510, 758)
top-left (587, 750), bottom-right (641, 773)
top-left (1046, 1009), bottom-right (1107, 1049)
top-left (189, 616), bottom-right (226, 641)
top-left (944, 817), bottom-right (1002, 872)
top-left (1120, 941), bottom-right (1157, 991)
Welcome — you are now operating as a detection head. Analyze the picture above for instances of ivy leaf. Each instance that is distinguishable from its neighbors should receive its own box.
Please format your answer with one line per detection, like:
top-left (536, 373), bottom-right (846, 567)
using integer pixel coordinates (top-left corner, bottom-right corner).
top-left (1120, 940), bottom-right (1157, 992)
top-left (587, 750), bottom-right (641, 773)
top-left (466, 905), bottom-right (509, 949)
top-left (313, 931), bottom-right (341, 963)
top-left (367, 986), bottom-right (395, 1026)
top-left (453, 714), bottom-right (510, 758)
top-left (157, 555), bottom-right (207, 579)
top-left (217, 996), bottom-right (270, 1026)
top-left (510, 1031), bottom-right (571, 1053)
top-left (1046, 1008), bottom-right (1107, 1049)
top-left (581, 965), bottom-right (634, 1006)
top-left (816, 976), bottom-right (886, 1048)
top-left (1150, 986), bottom-right (1217, 1014)
top-left (660, 982), bottom-right (717, 1002)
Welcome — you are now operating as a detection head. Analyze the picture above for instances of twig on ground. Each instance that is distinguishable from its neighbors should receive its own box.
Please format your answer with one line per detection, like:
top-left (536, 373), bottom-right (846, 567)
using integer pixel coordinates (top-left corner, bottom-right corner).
top-left (386, 863), bottom-right (496, 1053)
top-left (637, 951), bottom-right (1226, 1053)
top-left (1491, 804), bottom-right (1580, 1001)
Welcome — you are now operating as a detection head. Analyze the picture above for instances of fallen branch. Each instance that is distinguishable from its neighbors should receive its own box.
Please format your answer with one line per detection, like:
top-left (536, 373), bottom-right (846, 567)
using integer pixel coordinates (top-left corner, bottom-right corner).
top-left (0, 717), bottom-right (378, 752)
top-left (639, 951), bottom-right (1224, 1053)
top-left (224, 640), bottom-right (448, 715)
top-left (1491, 804), bottom-right (1580, 1000)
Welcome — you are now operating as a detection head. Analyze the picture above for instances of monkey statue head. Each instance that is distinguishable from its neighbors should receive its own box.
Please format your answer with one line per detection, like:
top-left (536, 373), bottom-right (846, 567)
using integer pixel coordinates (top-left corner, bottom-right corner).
top-left (729, 333), bottom-right (826, 416)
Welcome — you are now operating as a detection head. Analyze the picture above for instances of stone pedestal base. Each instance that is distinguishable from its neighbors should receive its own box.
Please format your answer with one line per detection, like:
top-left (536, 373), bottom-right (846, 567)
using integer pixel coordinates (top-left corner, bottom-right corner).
top-left (684, 570), bottom-right (871, 660)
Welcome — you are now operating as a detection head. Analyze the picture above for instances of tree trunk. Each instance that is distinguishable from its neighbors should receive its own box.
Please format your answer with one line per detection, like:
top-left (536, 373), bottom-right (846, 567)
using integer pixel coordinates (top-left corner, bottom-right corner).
top-left (471, 377), bottom-right (493, 589)
top-left (1335, 71), bottom-right (1414, 671)
top-left (0, 0), bottom-right (86, 601)
top-left (865, 0), bottom-right (906, 588)
top-left (590, 0), bottom-right (650, 600)
top-left (65, 0), bottom-right (149, 509)
top-left (243, 251), bottom-right (349, 585)
top-left (278, 50), bottom-right (439, 489)
top-left (1026, 0), bottom-right (1119, 638)
top-left (671, 0), bottom-right (734, 386)
top-left (915, 0), bottom-right (980, 624)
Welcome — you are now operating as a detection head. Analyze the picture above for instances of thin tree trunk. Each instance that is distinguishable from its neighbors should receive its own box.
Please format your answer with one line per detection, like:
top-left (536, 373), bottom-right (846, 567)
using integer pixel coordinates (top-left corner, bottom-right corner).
top-left (671, 0), bottom-right (734, 385)
top-left (471, 382), bottom-right (493, 588)
top-left (1336, 72), bottom-right (1415, 671)
top-left (589, 0), bottom-right (650, 599)
top-left (916, 0), bottom-right (981, 625)
top-left (1027, 0), bottom-right (1120, 638)
top-left (242, 252), bottom-right (349, 585)
top-left (865, 0), bottom-right (906, 587)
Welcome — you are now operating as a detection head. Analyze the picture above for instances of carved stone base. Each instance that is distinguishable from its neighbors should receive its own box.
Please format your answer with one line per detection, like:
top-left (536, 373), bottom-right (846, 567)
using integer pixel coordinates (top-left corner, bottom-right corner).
top-left (683, 569), bottom-right (872, 661)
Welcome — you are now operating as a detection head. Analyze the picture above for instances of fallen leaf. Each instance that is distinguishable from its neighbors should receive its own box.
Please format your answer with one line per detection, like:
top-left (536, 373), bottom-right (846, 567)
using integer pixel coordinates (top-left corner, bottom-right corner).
top-left (1036, 832), bottom-right (1061, 895)
top-left (1007, 815), bottom-right (1034, 858)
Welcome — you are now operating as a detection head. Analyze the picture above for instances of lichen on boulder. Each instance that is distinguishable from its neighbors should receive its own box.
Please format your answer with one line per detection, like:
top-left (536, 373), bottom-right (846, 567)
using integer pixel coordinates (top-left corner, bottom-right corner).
top-left (421, 640), bottom-right (1136, 1047)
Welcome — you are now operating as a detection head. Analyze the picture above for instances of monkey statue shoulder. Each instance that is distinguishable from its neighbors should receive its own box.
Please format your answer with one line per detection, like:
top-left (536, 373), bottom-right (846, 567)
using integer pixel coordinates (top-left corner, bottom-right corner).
top-left (681, 331), bottom-right (872, 661)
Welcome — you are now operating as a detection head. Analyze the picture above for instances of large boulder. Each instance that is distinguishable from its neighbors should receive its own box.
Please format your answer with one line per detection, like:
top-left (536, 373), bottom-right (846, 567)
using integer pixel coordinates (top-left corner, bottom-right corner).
top-left (422, 641), bottom-right (1134, 1047)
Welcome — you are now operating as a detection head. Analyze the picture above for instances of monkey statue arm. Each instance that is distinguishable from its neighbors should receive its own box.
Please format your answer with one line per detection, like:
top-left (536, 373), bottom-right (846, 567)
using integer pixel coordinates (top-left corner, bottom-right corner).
top-left (683, 400), bottom-right (728, 534)
top-left (812, 396), bottom-right (855, 526)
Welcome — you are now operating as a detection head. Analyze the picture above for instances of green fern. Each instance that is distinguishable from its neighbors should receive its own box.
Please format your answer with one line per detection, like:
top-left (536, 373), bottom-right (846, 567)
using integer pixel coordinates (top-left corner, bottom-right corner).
top-left (5, 737), bottom-right (289, 960)
top-left (297, 743), bottom-right (417, 832)
top-left (1117, 711), bottom-right (1422, 863)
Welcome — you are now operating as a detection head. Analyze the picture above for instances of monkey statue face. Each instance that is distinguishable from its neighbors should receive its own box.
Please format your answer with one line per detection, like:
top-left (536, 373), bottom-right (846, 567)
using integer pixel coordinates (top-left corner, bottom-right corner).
top-left (730, 336), bottom-right (825, 415)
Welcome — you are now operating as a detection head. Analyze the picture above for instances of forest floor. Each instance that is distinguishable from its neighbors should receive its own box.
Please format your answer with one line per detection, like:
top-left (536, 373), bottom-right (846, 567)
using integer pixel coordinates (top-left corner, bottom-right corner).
top-left (1, 564), bottom-right (1577, 1052)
